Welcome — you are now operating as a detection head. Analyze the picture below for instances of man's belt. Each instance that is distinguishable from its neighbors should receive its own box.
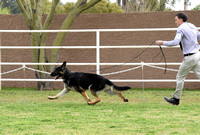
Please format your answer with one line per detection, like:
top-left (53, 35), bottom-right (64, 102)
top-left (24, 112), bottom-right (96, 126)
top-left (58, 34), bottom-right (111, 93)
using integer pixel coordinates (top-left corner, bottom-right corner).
top-left (184, 53), bottom-right (195, 57)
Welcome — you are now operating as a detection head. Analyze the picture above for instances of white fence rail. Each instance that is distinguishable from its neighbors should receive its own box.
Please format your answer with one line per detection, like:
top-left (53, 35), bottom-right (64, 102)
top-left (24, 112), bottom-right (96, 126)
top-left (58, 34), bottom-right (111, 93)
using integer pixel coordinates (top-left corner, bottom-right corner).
top-left (1, 28), bottom-right (200, 90)
top-left (0, 62), bottom-right (199, 82)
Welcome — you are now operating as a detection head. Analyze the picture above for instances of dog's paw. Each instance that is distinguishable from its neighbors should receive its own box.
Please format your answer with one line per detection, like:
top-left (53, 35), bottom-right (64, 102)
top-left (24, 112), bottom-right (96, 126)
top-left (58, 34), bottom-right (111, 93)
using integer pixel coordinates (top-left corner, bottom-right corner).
top-left (87, 102), bottom-right (95, 105)
top-left (124, 99), bottom-right (128, 102)
top-left (48, 96), bottom-right (56, 100)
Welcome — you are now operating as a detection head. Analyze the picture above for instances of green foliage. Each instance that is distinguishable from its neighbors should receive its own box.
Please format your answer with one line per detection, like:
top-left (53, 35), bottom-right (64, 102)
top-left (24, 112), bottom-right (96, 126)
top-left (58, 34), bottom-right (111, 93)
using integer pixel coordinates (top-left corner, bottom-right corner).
top-left (192, 4), bottom-right (200, 10)
top-left (61, 2), bottom-right (75, 13)
top-left (0, 7), bottom-right (11, 14)
top-left (0, 0), bottom-right (21, 14)
top-left (43, 0), bottom-right (52, 14)
top-left (83, 0), bottom-right (123, 13)
top-left (108, 2), bottom-right (123, 13)
top-left (55, 4), bottom-right (66, 13)
top-left (15, 0), bottom-right (122, 14)
top-left (57, 0), bottom-right (123, 14)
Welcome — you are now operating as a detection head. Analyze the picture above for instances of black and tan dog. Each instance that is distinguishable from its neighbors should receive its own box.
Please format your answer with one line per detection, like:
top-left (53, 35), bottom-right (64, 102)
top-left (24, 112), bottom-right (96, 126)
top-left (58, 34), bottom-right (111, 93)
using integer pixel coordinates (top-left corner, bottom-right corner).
top-left (48, 61), bottom-right (131, 105)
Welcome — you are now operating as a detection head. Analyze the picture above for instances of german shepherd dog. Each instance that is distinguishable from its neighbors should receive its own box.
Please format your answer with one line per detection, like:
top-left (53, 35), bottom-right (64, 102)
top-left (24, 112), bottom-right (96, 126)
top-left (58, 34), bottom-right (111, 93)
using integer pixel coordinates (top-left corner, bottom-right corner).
top-left (48, 61), bottom-right (131, 105)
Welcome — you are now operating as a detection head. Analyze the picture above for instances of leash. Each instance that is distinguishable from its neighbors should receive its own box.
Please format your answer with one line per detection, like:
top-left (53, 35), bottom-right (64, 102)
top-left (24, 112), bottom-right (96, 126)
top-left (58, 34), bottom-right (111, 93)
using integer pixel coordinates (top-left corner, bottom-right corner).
top-left (90, 41), bottom-right (156, 72)
top-left (90, 41), bottom-right (167, 74)
top-left (159, 45), bottom-right (167, 74)
top-left (152, 44), bottom-right (167, 74)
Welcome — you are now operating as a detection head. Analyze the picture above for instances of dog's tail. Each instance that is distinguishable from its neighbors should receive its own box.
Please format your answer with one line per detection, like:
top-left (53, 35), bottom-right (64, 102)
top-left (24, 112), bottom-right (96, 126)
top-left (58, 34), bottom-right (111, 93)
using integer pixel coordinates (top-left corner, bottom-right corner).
top-left (113, 85), bottom-right (131, 91)
top-left (105, 79), bottom-right (131, 91)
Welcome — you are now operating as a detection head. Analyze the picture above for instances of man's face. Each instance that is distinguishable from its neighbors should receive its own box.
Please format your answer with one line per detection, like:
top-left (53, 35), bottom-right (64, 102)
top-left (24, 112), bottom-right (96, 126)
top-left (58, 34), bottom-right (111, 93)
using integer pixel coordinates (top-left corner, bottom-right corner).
top-left (175, 16), bottom-right (183, 27)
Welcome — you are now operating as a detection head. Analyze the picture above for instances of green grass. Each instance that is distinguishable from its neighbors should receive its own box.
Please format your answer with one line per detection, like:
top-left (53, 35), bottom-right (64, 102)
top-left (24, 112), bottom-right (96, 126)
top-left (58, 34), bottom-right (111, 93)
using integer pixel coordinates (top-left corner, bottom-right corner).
top-left (0, 87), bottom-right (200, 135)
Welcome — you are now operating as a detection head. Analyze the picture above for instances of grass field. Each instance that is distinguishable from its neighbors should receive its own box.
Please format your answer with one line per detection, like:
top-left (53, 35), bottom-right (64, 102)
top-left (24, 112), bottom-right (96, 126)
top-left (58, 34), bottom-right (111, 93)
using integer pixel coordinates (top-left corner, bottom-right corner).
top-left (0, 87), bottom-right (200, 135)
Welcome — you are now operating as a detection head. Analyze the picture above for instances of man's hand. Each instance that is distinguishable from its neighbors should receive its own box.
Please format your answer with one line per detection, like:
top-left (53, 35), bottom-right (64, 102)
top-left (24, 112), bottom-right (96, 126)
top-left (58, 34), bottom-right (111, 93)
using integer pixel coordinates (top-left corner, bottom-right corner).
top-left (155, 40), bottom-right (163, 45)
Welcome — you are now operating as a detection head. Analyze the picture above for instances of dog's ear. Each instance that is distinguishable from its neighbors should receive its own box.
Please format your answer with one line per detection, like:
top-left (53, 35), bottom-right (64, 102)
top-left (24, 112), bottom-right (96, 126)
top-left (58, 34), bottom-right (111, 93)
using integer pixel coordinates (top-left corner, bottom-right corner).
top-left (61, 61), bottom-right (67, 68)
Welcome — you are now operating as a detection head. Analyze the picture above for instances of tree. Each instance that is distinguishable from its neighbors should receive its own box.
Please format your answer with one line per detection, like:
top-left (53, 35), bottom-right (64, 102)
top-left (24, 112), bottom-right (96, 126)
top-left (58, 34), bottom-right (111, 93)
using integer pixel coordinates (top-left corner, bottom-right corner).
top-left (126, 0), bottom-right (160, 12)
top-left (16, 0), bottom-right (102, 90)
top-left (192, 4), bottom-right (200, 10)
top-left (117, 0), bottom-right (127, 9)
top-left (125, 0), bottom-right (175, 12)
top-left (51, 0), bottom-right (123, 14)
top-left (0, 7), bottom-right (11, 14)
top-left (83, 0), bottom-right (123, 13)
top-left (1, 0), bottom-right (21, 14)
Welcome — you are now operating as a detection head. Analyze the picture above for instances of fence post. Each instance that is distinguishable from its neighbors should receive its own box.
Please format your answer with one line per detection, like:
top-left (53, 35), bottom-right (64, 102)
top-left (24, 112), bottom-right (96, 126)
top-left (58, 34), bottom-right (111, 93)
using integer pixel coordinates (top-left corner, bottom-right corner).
top-left (23, 64), bottom-right (27, 102)
top-left (141, 61), bottom-right (145, 103)
top-left (96, 30), bottom-right (100, 75)
top-left (0, 33), bottom-right (1, 91)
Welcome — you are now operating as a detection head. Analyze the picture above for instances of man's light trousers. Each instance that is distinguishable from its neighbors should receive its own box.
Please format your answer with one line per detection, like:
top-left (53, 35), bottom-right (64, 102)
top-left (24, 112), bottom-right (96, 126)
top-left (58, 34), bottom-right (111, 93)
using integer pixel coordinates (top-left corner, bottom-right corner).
top-left (173, 51), bottom-right (200, 99)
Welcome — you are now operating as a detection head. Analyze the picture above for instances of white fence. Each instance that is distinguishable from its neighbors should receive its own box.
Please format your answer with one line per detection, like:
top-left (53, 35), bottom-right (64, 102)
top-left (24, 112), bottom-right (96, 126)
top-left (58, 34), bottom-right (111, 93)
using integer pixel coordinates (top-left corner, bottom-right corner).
top-left (1, 28), bottom-right (200, 90)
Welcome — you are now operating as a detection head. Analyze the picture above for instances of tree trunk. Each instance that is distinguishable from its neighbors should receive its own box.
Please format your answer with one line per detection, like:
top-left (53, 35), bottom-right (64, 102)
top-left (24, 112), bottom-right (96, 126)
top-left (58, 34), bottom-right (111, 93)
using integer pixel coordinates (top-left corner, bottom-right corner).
top-left (37, 75), bottom-right (53, 90)
top-left (16, 0), bottom-right (102, 90)
top-left (184, 0), bottom-right (187, 10)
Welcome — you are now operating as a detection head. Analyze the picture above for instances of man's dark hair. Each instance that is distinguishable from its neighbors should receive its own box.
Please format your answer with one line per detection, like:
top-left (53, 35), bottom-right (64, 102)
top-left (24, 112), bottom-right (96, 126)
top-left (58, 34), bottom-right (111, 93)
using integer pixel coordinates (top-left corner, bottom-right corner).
top-left (176, 13), bottom-right (187, 22)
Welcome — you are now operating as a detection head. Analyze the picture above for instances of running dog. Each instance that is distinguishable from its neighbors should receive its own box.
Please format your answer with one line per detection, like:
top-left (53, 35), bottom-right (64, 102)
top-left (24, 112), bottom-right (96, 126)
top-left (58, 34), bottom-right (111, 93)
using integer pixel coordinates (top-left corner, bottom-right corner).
top-left (48, 61), bottom-right (131, 105)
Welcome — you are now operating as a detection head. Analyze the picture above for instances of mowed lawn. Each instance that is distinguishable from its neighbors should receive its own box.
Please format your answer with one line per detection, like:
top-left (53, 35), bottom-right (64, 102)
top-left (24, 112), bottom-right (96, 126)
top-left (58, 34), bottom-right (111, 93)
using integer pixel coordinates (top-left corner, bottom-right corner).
top-left (0, 87), bottom-right (200, 135)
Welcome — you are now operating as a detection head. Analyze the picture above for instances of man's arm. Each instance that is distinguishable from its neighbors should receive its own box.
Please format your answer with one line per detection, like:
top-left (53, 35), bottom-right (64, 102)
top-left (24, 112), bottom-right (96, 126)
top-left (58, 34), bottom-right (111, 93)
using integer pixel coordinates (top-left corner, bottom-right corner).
top-left (197, 30), bottom-right (200, 41)
top-left (155, 30), bottom-right (183, 46)
top-left (155, 40), bottom-right (163, 45)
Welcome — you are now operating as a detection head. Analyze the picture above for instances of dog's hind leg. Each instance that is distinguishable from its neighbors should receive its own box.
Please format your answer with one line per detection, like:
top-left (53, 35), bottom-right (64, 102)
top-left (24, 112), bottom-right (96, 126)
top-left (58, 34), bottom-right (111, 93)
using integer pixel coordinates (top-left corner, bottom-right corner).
top-left (88, 91), bottom-right (101, 105)
top-left (80, 91), bottom-right (91, 102)
top-left (118, 93), bottom-right (128, 102)
top-left (48, 84), bottom-right (70, 100)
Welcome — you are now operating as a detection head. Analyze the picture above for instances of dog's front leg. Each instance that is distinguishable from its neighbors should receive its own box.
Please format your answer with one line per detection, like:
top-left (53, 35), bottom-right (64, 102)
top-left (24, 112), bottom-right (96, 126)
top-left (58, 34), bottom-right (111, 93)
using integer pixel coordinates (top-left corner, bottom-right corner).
top-left (48, 84), bottom-right (70, 100)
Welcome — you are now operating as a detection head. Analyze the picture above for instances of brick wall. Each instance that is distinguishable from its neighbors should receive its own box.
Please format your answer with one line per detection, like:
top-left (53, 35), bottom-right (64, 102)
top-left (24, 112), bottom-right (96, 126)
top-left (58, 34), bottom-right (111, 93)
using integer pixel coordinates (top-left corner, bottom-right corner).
top-left (1, 10), bottom-right (200, 89)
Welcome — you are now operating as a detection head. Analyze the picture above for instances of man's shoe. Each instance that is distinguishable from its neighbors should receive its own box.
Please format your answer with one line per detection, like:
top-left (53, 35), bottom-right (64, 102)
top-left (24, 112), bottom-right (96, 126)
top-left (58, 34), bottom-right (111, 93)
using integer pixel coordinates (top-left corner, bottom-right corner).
top-left (164, 96), bottom-right (179, 105)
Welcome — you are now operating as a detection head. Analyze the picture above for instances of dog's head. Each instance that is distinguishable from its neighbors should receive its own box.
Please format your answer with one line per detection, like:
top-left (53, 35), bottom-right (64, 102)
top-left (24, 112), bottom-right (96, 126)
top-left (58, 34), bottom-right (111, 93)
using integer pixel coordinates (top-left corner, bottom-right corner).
top-left (50, 61), bottom-right (70, 80)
